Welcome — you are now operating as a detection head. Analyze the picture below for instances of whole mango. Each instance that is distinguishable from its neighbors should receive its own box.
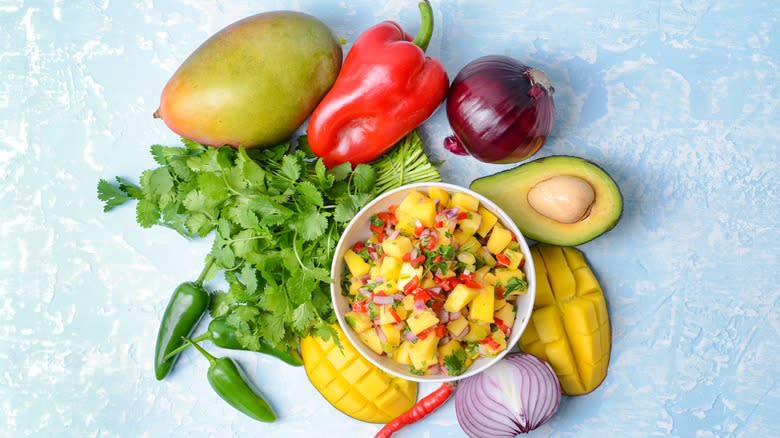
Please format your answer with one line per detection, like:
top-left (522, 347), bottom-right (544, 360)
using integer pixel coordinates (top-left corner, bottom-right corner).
top-left (519, 244), bottom-right (612, 395)
top-left (154, 11), bottom-right (342, 148)
top-left (301, 324), bottom-right (417, 423)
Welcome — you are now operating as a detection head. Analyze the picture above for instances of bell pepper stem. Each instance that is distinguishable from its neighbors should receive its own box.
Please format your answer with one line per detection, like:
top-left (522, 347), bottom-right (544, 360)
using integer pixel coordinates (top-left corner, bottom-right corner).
top-left (164, 332), bottom-right (211, 361)
top-left (182, 336), bottom-right (217, 366)
top-left (411, 0), bottom-right (434, 52)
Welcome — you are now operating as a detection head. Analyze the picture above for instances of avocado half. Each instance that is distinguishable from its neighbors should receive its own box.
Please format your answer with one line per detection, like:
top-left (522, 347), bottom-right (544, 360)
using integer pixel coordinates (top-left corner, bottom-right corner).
top-left (470, 155), bottom-right (623, 246)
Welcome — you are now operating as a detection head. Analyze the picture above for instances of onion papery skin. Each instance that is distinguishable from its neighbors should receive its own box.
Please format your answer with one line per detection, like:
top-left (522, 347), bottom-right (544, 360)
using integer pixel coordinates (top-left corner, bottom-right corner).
top-left (444, 55), bottom-right (555, 164)
top-left (455, 353), bottom-right (561, 437)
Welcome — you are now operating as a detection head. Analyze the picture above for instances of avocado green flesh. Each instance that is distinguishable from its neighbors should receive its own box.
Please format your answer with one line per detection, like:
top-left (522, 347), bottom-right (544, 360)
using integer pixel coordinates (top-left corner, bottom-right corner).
top-left (156, 11), bottom-right (342, 148)
top-left (470, 155), bottom-right (623, 246)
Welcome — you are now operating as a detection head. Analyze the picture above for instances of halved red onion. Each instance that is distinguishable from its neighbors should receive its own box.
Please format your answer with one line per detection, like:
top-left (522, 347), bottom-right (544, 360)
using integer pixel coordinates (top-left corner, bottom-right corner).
top-left (455, 353), bottom-right (561, 437)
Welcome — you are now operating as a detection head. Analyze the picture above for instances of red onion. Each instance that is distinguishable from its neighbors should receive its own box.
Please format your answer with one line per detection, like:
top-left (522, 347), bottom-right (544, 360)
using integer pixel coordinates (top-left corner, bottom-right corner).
top-left (373, 294), bottom-right (394, 305)
top-left (444, 55), bottom-right (555, 163)
top-left (403, 331), bottom-right (418, 342)
top-left (455, 353), bottom-right (560, 437)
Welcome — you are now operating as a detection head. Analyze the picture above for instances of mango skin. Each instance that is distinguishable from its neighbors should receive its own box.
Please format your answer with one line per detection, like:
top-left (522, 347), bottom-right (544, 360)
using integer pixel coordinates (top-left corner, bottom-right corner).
top-left (155, 11), bottom-right (342, 148)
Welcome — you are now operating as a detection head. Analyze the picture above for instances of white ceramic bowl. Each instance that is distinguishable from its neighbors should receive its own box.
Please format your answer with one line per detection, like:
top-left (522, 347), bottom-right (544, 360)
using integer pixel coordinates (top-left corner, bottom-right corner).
top-left (331, 182), bottom-right (536, 383)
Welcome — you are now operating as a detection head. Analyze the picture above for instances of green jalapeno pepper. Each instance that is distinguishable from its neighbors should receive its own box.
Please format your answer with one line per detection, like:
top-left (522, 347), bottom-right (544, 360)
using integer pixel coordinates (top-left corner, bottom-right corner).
top-left (164, 316), bottom-right (303, 366)
top-left (183, 337), bottom-right (277, 423)
top-left (154, 281), bottom-right (211, 380)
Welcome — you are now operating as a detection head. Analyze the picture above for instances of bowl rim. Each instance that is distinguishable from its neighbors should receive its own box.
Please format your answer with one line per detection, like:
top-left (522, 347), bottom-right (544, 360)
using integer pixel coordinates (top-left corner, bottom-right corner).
top-left (330, 182), bottom-right (536, 383)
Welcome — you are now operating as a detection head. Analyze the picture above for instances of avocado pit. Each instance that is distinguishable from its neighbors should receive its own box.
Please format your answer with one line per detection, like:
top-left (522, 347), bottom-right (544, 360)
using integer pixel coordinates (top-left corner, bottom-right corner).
top-left (526, 175), bottom-right (595, 224)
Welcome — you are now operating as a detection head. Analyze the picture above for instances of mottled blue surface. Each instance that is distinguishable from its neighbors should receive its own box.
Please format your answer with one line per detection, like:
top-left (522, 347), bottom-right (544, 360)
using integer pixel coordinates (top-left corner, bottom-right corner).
top-left (2, 0), bottom-right (779, 437)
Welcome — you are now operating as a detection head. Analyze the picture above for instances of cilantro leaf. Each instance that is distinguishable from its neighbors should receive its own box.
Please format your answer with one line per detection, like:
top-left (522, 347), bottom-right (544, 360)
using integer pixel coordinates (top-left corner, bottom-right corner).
top-left (352, 164), bottom-right (377, 193)
top-left (295, 181), bottom-right (324, 207)
top-left (280, 154), bottom-right (301, 181)
top-left (97, 179), bottom-right (131, 212)
top-left (136, 199), bottom-right (160, 228)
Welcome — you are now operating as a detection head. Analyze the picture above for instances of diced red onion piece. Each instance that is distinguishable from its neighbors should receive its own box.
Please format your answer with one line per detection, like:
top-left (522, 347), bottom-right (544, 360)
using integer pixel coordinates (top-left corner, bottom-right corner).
top-left (403, 331), bottom-right (418, 342)
top-left (413, 300), bottom-right (427, 311)
top-left (373, 295), bottom-right (394, 305)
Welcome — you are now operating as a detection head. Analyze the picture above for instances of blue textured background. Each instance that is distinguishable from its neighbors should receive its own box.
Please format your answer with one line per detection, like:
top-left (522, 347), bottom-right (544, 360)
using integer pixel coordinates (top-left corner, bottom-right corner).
top-left (2, 0), bottom-right (778, 436)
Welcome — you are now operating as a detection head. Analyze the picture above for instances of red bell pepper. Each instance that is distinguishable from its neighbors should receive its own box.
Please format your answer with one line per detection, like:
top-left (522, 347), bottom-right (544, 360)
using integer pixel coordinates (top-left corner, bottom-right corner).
top-left (307, 1), bottom-right (449, 168)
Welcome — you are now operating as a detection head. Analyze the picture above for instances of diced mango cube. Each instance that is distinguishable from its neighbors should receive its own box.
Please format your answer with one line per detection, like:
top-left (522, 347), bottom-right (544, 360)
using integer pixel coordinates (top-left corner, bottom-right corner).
top-left (446, 316), bottom-right (469, 337)
top-left (358, 327), bottom-right (384, 355)
top-left (443, 284), bottom-right (481, 312)
top-left (463, 322), bottom-right (490, 342)
top-left (427, 187), bottom-right (450, 206)
top-left (393, 341), bottom-right (414, 366)
top-left (401, 294), bottom-right (415, 312)
top-left (469, 285), bottom-right (495, 323)
top-left (382, 236), bottom-right (413, 259)
top-left (409, 334), bottom-right (439, 370)
top-left (380, 323), bottom-right (401, 348)
top-left (406, 310), bottom-right (439, 335)
top-left (502, 248), bottom-right (524, 270)
top-left (476, 206), bottom-right (498, 237)
top-left (494, 302), bottom-right (516, 327)
top-left (379, 256), bottom-right (402, 282)
top-left (486, 226), bottom-right (513, 254)
top-left (397, 191), bottom-right (436, 227)
top-left (449, 192), bottom-right (480, 212)
top-left (344, 249), bottom-right (370, 277)
top-left (344, 310), bottom-right (372, 333)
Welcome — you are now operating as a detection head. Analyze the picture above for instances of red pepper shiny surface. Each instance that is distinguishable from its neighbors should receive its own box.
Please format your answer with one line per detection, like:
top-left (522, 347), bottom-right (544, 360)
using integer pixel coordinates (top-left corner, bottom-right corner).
top-left (307, 1), bottom-right (449, 168)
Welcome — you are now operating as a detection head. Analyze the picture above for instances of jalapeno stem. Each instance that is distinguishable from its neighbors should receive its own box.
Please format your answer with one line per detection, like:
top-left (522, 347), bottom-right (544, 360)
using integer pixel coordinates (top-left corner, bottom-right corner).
top-left (411, 0), bottom-right (434, 52)
top-left (195, 254), bottom-right (217, 287)
top-left (183, 336), bottom-right (217, 366)
top-left (164, 332), bottom-right (211, 361)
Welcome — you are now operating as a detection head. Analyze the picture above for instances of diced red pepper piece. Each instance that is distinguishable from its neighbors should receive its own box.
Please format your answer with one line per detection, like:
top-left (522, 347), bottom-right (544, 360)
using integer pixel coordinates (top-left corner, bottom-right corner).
top-left (456, 212), bottom-right (469, 220)
top-left (411, 255), bottom-right (426, 268)
top-left (413, 288), bottom-right (432, 302)
top-left (352, 241), bottom-right (365, 252)
top-left (435, 324), bottom-right (447, 338)
top-left (352, 300), bottom-right (369, 313)
top-left (494, 317), bottom-right (511, 336)
top-left (402, 252), bottom-right (412, 262)
top-left (403, 276), bottom-right (420, 295)
top-left (389, 307), bottom-right (402, 323)
top-left (479, 336), bottom-right (501, 350)
top-left (495, 253), bottom-right (511, 267)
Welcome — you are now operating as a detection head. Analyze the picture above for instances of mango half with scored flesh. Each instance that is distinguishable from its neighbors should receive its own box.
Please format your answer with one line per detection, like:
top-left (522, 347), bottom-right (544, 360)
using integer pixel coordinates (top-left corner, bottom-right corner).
top-left (519, 244), bottom-right (611, 395)
top-left (301, 324), bottom-right (417, 423)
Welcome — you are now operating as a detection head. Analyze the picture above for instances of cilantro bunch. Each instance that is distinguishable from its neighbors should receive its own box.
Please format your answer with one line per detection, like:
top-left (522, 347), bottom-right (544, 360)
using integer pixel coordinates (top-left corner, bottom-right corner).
top-left (98, 132), bottom-right (441, 352)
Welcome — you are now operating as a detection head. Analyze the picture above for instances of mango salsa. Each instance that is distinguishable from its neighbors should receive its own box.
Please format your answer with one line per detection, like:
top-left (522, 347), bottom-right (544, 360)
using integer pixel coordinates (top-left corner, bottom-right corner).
top-left (340, 188), bottom-right (530, 376)
top-left (518, 244), bottom-right (611, 395)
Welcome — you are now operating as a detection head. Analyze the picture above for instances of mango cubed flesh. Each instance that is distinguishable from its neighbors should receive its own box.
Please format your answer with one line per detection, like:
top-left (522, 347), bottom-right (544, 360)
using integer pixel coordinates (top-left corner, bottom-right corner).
top-left (469, 285), bottom-right (495, 323)
top-left (379, 256), bottom-right (402, 282)
top-left (358, 326), bottom-right (384, 355)
top-left (476, 206), bottom-right (498, 237)
top-left (449, 192), bottom-right (480, 212)
top-left (443, 283), bottom-right (481, 312)
top-left (397, 191), bottom-right (436, 227)
top-left (427, 187), bottom-right (450, 206)
top-left (409, 334), bottom-right (439, 370)
top-left (344, 249), bottom-right (370, 277)
top-left (518, 244), bottom-right (612, 396)
top-left (457, 213), bottom-right (482, 238)
top-left (300, 324), bottom-right (417, 423)
top-left (406, 310), bottom-right (439, 335)
top-left (486, 226), bottom-right (513, 254)
top-left (382, 237), bottom-right (413, 259)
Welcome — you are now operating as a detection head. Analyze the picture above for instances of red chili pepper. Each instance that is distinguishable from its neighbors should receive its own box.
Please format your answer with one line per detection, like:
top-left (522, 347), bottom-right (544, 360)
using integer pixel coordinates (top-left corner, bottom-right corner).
top-left (403, 276), bottom-right (420, 295)
top-left (306, 1), bottom-right (449, 168)
top-left (456, 211), bottom-right (469, 220)
top-left (433, 255), bottom-right (443, 264)
top-left (402, 252), bottom-right (412, 262)
top-left (374, 382), bottom-right (455, 438)
top-left (434, 324), bottom-right (447, 338)
top-left (495, 285), bottom-right (505, 299)
top-left (352, 241), bottom-right (365, 252)
top-left (459, 272), bottom-right (482, 289)
top-left (424, 233), bottom-right (438, 250)
top-left (496, 253), bottom-right (511, 266)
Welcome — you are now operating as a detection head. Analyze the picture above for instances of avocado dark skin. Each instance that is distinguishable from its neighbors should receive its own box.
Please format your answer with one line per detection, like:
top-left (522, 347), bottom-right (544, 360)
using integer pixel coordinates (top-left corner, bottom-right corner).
top-left (470, 155), bottom-right (623, 246)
